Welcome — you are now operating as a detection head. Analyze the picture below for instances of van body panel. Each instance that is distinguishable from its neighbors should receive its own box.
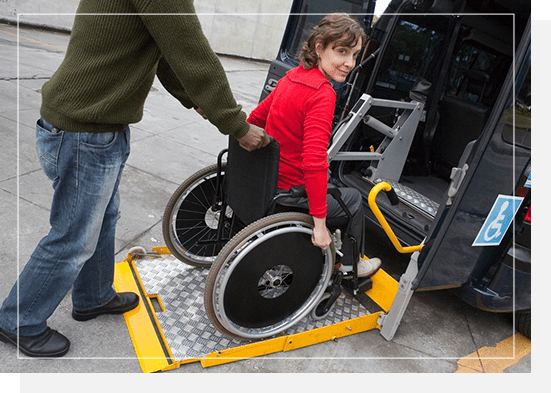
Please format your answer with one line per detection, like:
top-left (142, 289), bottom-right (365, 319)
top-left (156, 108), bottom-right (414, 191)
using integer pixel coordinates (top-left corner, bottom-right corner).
top-left (415, 30), bottom-right (531, 300)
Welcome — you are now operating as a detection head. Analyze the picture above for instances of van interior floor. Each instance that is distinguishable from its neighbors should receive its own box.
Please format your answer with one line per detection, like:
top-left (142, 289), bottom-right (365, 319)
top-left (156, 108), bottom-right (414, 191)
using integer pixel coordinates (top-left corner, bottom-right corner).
top-left (399, 174), bottom-right (450, 204)
top-left (343, 171), bottom-right (450, 212)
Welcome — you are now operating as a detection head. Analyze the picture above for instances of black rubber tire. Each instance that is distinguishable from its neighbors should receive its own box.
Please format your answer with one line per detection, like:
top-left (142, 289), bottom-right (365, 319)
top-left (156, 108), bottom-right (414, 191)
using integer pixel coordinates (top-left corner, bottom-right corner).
top-left (516, 311), bottom-right (531, 339)
top-left (162, 163), bottom-right (241, 268)
top-left (205, 212), bottom-right (335, 341)
top-left (310, 292), bottom-right (336, 320)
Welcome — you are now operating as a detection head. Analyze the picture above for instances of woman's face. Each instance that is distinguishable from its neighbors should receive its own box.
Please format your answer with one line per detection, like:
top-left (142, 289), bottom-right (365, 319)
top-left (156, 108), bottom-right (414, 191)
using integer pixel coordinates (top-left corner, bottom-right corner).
top-left (316, 38), bottom-right (362, 83)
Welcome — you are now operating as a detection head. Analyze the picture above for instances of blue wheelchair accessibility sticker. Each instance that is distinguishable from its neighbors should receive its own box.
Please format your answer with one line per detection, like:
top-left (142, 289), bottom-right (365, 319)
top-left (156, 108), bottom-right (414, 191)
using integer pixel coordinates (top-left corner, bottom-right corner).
top-left (524, 173), bottom-right (531, 188)
top-left (472, 195), bottom-right (524, 247)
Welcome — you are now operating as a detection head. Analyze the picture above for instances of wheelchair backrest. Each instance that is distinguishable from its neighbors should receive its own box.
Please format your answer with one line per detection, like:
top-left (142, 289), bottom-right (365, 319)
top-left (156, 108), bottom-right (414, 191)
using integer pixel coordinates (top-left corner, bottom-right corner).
top-left (225, 136), bottom-right (280, 225)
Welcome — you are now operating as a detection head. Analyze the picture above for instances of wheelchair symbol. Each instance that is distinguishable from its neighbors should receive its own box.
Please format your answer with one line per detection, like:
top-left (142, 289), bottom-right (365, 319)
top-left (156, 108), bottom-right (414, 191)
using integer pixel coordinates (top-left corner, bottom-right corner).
top-left (483, 201), bottom-right (508, 241)
top-left (472, 195), bottom-right (523, 247)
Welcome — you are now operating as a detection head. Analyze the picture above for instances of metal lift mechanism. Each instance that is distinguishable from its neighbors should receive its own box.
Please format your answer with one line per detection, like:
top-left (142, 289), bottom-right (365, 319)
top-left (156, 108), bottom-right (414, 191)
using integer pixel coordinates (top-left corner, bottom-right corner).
top-left (328, 93), bottom-right (424, 182)
top-left (327, 94), bottom-right (426, 341)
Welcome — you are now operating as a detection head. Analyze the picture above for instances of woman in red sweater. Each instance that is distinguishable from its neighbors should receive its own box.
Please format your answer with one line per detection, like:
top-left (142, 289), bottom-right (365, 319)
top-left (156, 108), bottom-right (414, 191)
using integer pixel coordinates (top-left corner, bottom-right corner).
top-left (248, 14), bottom-right (381, 278)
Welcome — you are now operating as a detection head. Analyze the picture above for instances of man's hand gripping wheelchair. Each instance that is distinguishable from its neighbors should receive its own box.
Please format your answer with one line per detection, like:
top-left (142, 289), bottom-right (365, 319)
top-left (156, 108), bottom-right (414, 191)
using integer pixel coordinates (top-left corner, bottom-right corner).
top-left (162, 136), bottom-right (407, 341)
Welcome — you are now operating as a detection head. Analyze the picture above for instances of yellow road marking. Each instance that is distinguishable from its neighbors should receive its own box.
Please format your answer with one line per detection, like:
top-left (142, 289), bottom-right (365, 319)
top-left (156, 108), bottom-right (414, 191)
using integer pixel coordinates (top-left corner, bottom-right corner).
top-left (0, 26), bottom-right (66, 51)
top-left (455, 333), bottom-right (531, 373)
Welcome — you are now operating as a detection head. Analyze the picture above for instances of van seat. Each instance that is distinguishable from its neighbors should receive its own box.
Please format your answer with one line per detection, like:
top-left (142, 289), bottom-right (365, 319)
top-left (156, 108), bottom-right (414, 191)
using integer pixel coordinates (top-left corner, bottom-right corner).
top-left (431, 70), bottom-right (491, 177)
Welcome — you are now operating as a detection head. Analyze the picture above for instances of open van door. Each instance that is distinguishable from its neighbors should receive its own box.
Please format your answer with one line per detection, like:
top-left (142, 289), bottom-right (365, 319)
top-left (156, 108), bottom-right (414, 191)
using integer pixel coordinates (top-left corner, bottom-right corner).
top-left (379, 21), bottom-right (531, 340)
top-left (414, 32), bottom-right (531, 297)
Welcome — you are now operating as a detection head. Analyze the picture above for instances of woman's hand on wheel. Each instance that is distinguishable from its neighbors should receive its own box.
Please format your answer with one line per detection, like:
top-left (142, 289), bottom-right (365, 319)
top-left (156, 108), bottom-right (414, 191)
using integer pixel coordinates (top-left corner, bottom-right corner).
top-left (312, 216), bottom-right (332, 250)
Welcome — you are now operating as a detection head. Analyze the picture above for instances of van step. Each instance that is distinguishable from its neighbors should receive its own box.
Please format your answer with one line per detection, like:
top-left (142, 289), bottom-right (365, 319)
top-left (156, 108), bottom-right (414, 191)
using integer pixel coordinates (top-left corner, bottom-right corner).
top-left (376, 179), bottom-right (440, 219)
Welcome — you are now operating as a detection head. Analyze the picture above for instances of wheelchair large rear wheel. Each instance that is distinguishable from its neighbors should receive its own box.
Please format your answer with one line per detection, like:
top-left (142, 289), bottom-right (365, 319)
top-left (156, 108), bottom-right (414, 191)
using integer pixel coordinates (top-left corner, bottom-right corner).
top-left (205, 212), bottom-right (335, 340)
top-left (162, 163), bottom-right (242, 268)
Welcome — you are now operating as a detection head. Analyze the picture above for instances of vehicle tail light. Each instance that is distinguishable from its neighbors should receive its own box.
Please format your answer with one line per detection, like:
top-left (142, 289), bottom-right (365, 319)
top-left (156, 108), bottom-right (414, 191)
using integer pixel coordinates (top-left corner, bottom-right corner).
top-left (524, 206), bottom-right (531, 223)
top-left (515, 172), bottom-right (531, 223)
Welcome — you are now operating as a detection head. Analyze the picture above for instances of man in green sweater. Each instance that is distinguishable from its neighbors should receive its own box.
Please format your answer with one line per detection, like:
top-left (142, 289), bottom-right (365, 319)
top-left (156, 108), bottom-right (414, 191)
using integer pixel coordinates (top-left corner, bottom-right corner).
top-left (0, 0), bottom-right (269, 358)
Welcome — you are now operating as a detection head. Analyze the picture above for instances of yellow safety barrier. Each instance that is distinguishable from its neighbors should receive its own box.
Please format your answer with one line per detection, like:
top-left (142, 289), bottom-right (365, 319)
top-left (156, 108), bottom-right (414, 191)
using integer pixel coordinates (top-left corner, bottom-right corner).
top-left (368, 182), bottom-right (424, 254)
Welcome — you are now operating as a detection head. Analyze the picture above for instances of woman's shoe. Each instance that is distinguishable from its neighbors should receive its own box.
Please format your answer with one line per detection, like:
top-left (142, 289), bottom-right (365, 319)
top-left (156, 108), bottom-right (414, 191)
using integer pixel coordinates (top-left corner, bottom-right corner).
top-left (356, 256), bottom-right (382, 277)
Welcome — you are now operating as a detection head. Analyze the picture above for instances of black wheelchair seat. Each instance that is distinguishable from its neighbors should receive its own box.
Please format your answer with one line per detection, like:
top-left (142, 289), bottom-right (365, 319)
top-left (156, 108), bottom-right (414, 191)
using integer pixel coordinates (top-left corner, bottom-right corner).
top-left (225, 136), bottom-right (280, 225)
top-left (226, 136), bottom-right (350, 232)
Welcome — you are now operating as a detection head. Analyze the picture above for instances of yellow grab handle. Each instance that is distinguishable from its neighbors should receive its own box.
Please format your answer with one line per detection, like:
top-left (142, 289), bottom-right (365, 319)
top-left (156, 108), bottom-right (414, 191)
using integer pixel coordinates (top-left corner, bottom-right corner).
top-left (368, 182), bottom-right (424, 254)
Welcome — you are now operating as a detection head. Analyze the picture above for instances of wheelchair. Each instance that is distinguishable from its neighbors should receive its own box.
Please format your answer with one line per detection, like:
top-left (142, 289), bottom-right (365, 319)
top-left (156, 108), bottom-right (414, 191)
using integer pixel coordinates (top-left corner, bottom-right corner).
top-left (162, 136), bottom-right (382, 341)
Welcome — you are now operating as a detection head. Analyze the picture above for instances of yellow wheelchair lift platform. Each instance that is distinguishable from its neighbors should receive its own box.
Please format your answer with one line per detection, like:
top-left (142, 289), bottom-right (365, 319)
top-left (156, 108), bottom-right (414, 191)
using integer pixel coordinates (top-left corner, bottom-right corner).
top-left (113, 182), bottom-right (422, 373)
top-left (114, 246), bottom-right (400, 373)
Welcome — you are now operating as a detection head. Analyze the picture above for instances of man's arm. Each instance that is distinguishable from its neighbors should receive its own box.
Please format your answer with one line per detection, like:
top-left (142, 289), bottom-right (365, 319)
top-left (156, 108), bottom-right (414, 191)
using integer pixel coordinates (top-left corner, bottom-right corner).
top-left (139, 1), bottom-right (245, 135)
top-left (146, 4), bottom-right (268, 150)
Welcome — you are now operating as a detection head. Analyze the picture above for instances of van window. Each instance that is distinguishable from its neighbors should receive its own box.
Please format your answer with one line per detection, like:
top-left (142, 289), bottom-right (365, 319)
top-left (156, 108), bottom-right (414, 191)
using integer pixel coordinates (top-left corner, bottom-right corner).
top-left (373, 18), bottom-right (444, 97)
top-left (446, 45), bottom-right (497, 99)
top-left (282, 0), bottom-right (365, 64)
top-left (445, 40), bottom-right (512, 108)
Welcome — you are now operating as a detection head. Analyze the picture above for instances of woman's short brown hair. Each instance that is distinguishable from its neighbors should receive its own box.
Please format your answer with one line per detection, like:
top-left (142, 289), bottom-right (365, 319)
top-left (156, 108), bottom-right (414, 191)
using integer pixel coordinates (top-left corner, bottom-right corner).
top-left (299, 13), bottom-right (367, 70)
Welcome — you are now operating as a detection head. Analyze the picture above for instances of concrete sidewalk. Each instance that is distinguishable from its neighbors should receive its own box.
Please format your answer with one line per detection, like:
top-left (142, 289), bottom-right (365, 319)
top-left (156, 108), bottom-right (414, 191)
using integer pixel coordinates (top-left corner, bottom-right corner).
top-left (0, 23), bottom-right (530, 375)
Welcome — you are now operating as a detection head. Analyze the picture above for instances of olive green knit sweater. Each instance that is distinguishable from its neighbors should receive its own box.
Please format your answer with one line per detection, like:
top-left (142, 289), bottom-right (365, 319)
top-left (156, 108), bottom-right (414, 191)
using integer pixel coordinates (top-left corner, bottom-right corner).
top-left (40, 0), bottom-right (249, 138)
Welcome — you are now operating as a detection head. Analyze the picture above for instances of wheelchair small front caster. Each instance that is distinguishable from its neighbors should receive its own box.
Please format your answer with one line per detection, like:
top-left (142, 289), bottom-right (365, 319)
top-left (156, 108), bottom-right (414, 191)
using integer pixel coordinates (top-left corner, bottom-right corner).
top-left (127, 246), bottom-right (162, 260)
top-left (311, 271), bottom-right (342, 320)
top-left (310, 292), bottom-right (337, 320)
top-left (128, 246), bottom-right (147, 260)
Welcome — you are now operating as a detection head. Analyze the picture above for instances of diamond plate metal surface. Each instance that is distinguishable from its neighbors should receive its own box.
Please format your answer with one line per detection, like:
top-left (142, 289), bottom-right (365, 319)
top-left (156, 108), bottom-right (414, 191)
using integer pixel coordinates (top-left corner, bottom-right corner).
top-left (384, 179), bottom-right (440, 218)
top-left (135, 255), bottom-right (370, 361)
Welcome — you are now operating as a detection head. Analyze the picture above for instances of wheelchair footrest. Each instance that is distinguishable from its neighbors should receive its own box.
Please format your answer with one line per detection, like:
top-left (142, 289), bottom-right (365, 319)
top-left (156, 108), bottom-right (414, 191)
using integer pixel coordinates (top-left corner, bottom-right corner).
top-left (341, 277), bottom-right (373, 294)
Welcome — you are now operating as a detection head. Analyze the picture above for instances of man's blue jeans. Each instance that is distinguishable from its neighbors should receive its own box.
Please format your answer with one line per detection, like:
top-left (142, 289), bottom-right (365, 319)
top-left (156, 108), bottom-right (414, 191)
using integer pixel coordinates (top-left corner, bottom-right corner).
top-left (0, 118), bottom-right (130, 336)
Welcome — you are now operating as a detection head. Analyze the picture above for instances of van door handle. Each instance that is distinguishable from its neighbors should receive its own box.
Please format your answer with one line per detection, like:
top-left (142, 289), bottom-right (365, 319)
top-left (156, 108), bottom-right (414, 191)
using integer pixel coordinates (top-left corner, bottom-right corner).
top-left (447, 163), bottom-right (469, 205)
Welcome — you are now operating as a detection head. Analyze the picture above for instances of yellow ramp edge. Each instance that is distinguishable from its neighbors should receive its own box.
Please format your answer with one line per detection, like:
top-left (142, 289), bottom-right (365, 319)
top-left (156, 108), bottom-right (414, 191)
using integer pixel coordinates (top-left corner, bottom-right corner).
top-left (114, 258), bottom-right (179, 373)
top-left (365, 268), bottom-right (399, 312)
top-left (114, 250), bottom-right (399, 373)
top-left (201, 312), bottom-right (382, 368)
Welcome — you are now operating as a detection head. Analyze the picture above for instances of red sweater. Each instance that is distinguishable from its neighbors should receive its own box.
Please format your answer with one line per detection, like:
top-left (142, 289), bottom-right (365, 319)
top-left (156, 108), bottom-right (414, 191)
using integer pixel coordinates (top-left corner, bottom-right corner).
top-left (248, 65), bottom-right (335, 218)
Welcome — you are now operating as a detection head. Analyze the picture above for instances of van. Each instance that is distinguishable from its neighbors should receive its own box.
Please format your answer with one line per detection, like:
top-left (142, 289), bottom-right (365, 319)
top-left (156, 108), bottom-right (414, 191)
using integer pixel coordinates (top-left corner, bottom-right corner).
top-left (260, 0), bottom-right (531, 338)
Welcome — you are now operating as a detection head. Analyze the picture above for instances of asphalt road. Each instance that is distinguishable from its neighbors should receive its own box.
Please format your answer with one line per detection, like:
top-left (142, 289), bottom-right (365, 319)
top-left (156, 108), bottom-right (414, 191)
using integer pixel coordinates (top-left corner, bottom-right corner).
top-left (0, 20), bottom-right (530, 383)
